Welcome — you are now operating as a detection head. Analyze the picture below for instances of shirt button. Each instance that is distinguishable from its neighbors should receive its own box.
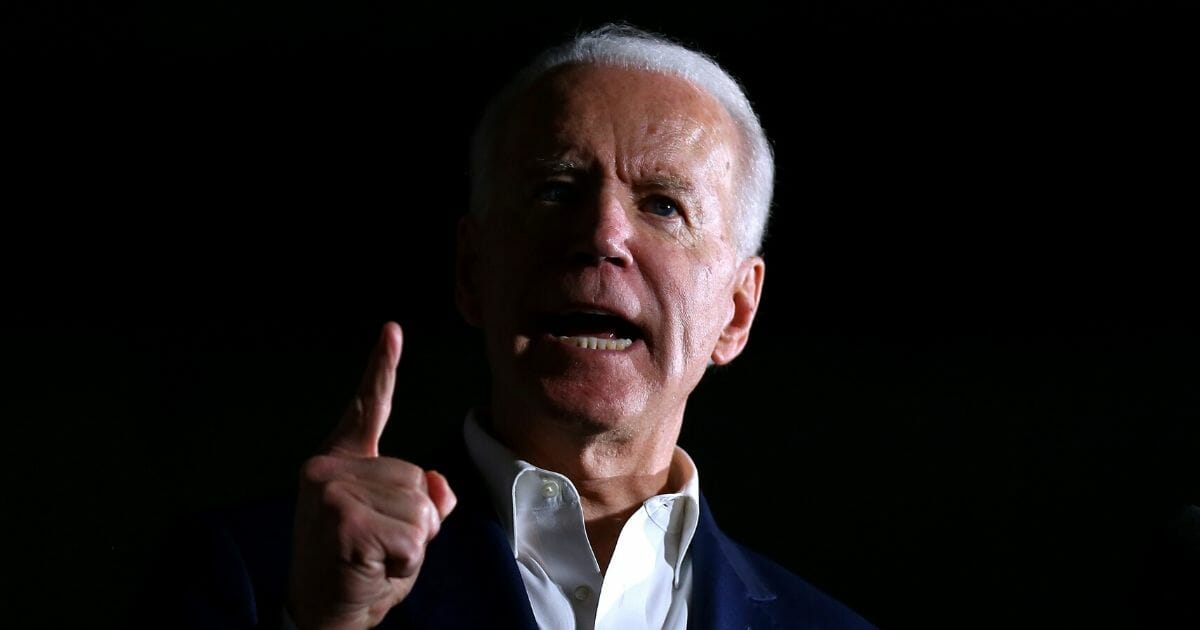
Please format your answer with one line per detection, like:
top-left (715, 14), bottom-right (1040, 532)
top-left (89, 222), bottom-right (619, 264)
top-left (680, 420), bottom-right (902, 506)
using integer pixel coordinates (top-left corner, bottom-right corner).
top-left (573, 585), bottom-right (593, 602)
top-left (540, 479), bottom-right (561, 498)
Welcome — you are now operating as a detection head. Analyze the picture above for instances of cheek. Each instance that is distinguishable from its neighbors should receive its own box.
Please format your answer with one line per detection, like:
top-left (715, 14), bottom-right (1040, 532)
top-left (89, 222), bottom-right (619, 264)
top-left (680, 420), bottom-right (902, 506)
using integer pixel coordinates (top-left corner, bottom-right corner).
top-left (659, 254), bottom-right (732, 356)
top-left (475, 231), bottom-right (534, 317)
top-left (483, 218), bottom-right (540, 273)
top-left (688, 264), bottom-right (731, 339)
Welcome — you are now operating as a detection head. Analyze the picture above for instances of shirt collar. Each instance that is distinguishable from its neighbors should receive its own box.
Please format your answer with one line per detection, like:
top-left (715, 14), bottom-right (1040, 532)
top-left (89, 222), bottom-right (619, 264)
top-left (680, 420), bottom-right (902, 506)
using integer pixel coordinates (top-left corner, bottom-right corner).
top-left (461, 409), bottom-right (701, 587)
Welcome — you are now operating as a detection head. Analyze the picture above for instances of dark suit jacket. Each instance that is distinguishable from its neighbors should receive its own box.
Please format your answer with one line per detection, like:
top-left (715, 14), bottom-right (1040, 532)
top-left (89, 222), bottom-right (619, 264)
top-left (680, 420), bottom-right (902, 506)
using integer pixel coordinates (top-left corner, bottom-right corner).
top-left (147, 437), bottom-right (875, 629)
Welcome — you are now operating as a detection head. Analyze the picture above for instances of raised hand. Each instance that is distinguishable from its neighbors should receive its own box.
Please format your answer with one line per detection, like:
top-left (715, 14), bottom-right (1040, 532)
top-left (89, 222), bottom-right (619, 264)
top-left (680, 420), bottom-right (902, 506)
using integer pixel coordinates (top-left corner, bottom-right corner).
top-left (287, 322), bottom-right (457, 629)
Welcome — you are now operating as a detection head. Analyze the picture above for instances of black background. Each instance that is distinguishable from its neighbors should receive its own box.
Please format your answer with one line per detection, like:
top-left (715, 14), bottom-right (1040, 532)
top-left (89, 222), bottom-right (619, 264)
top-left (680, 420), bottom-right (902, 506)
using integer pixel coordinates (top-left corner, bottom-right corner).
top-left (5, 2), bottom-right (1196, 628)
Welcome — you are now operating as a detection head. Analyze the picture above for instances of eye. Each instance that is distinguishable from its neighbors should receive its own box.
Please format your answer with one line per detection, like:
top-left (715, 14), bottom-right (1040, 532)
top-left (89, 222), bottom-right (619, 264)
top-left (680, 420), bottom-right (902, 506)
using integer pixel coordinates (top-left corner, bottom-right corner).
top-left (534, 181), bottom-right (578, 206)
top-left (642, 195), bottom-right (681, 218)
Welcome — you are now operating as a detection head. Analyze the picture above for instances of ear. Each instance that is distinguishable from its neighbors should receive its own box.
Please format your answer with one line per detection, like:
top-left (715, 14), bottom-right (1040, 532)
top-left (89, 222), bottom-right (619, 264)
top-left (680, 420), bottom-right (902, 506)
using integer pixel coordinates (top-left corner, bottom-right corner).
top-left (455, 216), bottom-right (484, 327)
top-left (710, 256), bottom-right (765, 365)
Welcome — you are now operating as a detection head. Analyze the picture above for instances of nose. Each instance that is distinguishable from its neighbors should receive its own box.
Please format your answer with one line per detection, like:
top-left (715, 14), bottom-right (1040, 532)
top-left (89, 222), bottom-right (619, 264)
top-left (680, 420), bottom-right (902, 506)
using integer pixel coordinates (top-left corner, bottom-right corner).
top-left (566, 184), bottom-right (633, 268)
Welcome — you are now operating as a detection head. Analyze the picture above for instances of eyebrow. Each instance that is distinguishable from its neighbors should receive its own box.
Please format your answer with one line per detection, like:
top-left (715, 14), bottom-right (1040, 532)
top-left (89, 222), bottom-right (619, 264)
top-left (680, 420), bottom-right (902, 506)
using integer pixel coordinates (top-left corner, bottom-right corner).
top-left (533, 158), bottom-right (695, 193)
top-left (639, 173), bottom-right (694, 196)
top-left (533, 158), bottom-right (584, 175)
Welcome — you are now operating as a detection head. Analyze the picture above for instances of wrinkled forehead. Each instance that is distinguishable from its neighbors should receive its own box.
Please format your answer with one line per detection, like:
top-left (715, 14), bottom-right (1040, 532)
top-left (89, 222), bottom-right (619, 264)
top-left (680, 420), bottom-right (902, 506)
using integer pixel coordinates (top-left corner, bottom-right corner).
top-left (493, 64), bottom-right (742, 170)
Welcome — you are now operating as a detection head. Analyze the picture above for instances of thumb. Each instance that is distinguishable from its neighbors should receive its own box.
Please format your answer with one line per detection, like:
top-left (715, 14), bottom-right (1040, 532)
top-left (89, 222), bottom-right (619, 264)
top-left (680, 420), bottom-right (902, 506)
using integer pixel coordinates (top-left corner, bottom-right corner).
top-left (425, 470), bottom-right (458, 521)
top-left (325, 322), bottom-right (403, 457)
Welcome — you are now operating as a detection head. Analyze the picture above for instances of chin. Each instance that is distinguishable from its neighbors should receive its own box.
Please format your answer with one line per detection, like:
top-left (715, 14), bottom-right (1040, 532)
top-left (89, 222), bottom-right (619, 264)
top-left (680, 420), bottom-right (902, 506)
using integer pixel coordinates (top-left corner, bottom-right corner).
top-left (532, 376), bottom-right (652, 435)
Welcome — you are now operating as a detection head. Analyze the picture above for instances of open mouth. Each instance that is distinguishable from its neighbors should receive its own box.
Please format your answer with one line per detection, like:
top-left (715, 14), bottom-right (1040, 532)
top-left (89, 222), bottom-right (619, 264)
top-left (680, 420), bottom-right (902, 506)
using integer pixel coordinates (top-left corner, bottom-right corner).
top-left (539, 310), bottom-right (643, 351)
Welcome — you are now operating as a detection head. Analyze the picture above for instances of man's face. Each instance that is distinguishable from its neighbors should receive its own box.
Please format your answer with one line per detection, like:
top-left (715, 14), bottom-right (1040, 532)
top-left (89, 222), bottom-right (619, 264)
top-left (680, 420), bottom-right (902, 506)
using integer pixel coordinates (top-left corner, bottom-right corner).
top-left (458, 64), bottom-right (764, 432)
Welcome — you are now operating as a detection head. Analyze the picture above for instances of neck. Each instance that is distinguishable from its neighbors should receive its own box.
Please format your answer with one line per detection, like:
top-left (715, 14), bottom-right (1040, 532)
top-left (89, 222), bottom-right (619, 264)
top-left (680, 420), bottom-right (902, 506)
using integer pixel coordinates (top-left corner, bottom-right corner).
top-left (486, 397), bottom-right (686, 572)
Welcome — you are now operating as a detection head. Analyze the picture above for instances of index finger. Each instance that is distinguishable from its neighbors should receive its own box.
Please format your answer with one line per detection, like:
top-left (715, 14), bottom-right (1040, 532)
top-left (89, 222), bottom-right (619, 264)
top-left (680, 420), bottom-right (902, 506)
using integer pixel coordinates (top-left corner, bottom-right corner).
top-left (324, 321), bottom-right (403, 458)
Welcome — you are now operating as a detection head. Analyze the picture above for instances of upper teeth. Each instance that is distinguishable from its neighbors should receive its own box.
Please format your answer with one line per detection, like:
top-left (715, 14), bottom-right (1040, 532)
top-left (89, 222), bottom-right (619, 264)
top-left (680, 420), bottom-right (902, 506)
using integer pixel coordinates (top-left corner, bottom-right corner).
top-left (558, 336), bottom-right (633, 351)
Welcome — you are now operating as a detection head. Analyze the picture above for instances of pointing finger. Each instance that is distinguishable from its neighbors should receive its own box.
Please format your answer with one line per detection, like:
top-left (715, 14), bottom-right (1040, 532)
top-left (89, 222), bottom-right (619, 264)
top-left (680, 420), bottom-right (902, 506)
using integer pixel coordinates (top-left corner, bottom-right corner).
top-left (326, 322), bottom-right (403, 457)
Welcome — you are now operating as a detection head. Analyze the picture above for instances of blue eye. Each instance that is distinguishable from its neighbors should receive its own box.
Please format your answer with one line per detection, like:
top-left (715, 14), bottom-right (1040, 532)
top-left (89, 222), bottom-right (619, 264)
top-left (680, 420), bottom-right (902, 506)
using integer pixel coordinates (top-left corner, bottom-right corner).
top-left (643, 196), bottom-right (680, 217)
top-left (535, 181), bottom-right (578, 205)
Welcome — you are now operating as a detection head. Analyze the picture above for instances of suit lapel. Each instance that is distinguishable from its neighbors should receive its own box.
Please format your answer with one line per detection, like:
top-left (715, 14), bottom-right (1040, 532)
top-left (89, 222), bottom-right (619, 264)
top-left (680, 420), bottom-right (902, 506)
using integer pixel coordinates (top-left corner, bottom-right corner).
top-left (689, 494), bottom-right (778, 630)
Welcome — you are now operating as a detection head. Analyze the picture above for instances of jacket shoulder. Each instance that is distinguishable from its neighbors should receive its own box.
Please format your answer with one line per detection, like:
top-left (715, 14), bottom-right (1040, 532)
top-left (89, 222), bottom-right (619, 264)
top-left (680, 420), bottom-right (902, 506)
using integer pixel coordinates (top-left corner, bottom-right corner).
top-left (136, 495), bottom-right (296, 629)
top-left (725, 538), bottom-right (876, 629)
top-left (692, 494), bottom-right (876, 630)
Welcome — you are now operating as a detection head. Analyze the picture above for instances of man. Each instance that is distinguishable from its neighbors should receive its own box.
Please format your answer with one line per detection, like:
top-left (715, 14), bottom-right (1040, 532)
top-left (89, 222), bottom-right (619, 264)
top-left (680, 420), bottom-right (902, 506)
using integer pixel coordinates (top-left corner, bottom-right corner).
top-left (160, 25), bottom-right (874, 629)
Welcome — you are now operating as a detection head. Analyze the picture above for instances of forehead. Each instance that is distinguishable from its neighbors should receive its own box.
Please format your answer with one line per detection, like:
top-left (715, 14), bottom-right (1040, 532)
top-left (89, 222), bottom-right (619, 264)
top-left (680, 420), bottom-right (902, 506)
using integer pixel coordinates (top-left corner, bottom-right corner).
top-left (498, 64), bottom-right (740, 168)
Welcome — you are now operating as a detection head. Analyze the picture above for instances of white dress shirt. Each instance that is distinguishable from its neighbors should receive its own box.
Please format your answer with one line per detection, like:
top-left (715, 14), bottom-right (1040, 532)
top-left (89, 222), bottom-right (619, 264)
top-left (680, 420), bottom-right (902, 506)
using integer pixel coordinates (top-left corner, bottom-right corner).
top-left (463, 412), bottom-right (701, 630)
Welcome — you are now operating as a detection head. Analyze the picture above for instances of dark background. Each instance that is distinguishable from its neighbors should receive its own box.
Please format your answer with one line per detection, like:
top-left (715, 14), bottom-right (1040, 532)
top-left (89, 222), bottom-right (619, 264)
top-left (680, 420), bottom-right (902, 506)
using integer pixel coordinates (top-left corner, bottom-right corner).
top-left (5, 2), bottom-right (1196, 628)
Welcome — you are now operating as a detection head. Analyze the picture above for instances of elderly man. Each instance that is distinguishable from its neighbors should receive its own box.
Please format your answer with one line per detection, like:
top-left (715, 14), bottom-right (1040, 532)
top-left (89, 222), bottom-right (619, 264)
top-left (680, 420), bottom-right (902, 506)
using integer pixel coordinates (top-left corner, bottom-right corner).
top-left (164, 26), bottom-right (874, 630)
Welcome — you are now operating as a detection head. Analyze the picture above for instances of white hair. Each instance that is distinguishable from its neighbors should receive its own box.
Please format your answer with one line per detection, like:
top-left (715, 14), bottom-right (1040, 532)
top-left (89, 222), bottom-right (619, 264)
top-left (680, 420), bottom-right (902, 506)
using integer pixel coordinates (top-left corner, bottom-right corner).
top-left (468, 24), bottom-right (775, 258)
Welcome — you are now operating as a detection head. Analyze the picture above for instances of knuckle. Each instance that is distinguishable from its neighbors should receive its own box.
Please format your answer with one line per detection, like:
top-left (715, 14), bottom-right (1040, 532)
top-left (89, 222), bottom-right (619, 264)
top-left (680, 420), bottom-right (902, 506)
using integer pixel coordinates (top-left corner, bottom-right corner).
top-left (414, 501), bottom-right (436, 532)
top-left (426, 500), bottom-right (443, 536)
top-left (398, 462), bottom-right (423, 486)
top-left (350, 395), bottom-right (389, 421)
top-left (381, 458), bottom-right (425, 487)
top-left (396, 489), bottom-right (436, 535)
top-left (349, 396), bottom-right (365, 418)
top-left (406, 542), bottom-right (427, 570)
top-left (396, 486), bottom-right (424, 506)
top-left (366, 397), bottom-right (390, 416)
top-left (300, 455), bottom-right (338, 483)
top-left (391, 528), bottom-right (424, 566)
top-left (408, 522), bottom-right (430, 545)
top-left (317, 479), bottom-right (353, 511)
